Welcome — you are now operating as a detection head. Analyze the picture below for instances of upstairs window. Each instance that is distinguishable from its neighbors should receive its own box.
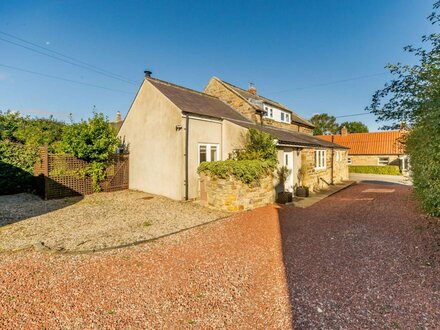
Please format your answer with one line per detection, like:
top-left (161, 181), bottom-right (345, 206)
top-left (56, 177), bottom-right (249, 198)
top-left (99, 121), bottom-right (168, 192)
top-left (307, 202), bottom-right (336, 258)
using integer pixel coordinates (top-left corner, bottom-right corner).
top-left (315, 150), bottom-right (326, 170)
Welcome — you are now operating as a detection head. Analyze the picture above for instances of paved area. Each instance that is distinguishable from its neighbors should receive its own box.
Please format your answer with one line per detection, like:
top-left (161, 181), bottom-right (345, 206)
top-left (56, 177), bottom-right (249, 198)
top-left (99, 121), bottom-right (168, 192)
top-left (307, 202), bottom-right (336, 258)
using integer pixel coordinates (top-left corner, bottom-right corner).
top-left (292, 181), bottom-right (354, 208)
top-left (0, 183), bottom-right (438, 328)
top-left (0, 190), bottom-right (227, 252)
top-left (350, 172), bottom-right (412, 186)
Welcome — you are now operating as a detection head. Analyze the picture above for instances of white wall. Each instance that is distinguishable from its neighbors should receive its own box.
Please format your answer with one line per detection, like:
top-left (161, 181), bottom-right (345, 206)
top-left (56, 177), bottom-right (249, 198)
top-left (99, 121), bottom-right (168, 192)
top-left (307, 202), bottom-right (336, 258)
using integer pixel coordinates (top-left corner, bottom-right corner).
top-left (118, 80), bottom-right (185, 200)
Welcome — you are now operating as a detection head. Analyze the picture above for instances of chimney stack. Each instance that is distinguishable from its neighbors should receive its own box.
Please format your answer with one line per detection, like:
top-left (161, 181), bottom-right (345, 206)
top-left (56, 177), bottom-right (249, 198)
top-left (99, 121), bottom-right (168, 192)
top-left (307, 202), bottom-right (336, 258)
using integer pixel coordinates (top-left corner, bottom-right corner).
top-left (248, 82), bottom-right (257, 95)
top-left (115, 111), bottom-right (122, 122)
top-left (144, 70), bottom-right (152, 78)
top-left (341, 126), bottom-right (348, 136)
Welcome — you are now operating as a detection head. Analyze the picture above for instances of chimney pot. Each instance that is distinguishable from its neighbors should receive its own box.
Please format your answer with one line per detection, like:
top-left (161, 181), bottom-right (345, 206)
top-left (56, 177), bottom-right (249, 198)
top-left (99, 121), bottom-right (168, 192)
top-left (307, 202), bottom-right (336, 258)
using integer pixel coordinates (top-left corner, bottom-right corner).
top-left (341, 126), bottom-right (348, 136)
top-left (248, 82), bottom-right (257, 95)
top-left (115, 111), bottom-right (122, 122)
top-left (144, 70), bottom-right (152, 78)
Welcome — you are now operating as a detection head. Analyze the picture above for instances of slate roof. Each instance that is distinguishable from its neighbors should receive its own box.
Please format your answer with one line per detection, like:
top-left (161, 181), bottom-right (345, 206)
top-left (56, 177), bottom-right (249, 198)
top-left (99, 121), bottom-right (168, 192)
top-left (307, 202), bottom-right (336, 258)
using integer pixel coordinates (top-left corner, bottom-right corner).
top-left (148, 77), bottom-right (343, 149)
top-left (317, 131), bottom-right (405, 155)
top-left (147, 78), bottom-right (250, 122)
top-left (213, 77), bottom-right (315, 128)
top-left (229, 119), bottom-right (348, 149)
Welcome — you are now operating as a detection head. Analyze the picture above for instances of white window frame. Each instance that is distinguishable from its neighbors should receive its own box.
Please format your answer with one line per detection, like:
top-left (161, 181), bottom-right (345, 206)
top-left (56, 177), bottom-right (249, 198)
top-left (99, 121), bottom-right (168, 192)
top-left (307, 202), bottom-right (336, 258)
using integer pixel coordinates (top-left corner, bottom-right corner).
top-left (198, 143), bottom-right (219, 165)
top-left (378, 157), bottom-right (389, 166)
top-left (347, 157), bottom-right (352, 165)
top-left (315, 150), bottom-right (326, 170)
top-left (335, 151), bottom-right (340, 162)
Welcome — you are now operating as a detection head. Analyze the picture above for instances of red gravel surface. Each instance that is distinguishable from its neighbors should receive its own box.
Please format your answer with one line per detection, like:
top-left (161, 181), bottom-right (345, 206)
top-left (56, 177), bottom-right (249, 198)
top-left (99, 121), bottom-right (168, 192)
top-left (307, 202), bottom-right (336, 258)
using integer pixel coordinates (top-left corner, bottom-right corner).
top-left (0, 206), bottom-right (291, 329)
top-left (279, 183), bottom-right (439, 329)
top-left (0, 182), bottom-right (438, 329)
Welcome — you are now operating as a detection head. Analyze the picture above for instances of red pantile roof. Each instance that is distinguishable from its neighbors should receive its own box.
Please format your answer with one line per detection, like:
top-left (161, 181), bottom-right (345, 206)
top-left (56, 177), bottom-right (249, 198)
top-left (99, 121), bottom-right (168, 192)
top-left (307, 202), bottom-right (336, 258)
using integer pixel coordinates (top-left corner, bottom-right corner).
top-left (316, 131), bottom-right (405, 155)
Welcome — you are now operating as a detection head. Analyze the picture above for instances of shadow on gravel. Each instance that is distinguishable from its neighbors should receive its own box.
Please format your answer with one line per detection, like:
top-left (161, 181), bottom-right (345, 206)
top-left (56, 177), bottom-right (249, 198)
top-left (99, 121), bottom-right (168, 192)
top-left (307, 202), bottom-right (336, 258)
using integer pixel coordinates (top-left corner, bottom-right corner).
top-left (0, 193), bottom-right (82, 228)
top-left (276, 182), bottom-right (439, 329)
top-left (358, 180), bottom-right (403, 186)
top-left (0, 161), bottom-right (83, 227)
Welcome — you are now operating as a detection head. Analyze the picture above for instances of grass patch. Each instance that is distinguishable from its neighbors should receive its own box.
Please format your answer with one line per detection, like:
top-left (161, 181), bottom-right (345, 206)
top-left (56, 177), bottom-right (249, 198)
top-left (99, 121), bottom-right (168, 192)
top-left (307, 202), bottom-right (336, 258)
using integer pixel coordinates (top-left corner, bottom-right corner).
top-left (143, 220), bottom-right (153, 227)
top-left (349, 165), bottom-right (401, 175)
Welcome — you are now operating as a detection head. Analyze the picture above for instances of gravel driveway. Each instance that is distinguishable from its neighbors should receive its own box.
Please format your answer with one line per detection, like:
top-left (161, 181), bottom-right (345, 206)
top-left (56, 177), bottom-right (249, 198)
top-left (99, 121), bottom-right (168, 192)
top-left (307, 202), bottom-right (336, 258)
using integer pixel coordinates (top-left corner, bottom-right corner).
top-left (0, 183), bottom-right (438, 328)
top-left (279, 183), bottom-right (439, 329)
top-left (0, 190), bottom-right (227, 252)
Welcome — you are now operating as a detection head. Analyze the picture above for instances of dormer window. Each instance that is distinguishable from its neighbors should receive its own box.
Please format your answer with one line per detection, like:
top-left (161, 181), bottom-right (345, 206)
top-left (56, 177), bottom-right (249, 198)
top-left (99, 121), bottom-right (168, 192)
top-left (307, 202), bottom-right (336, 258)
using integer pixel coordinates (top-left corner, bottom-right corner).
top-left (263, 104), bottom-right (291, 124)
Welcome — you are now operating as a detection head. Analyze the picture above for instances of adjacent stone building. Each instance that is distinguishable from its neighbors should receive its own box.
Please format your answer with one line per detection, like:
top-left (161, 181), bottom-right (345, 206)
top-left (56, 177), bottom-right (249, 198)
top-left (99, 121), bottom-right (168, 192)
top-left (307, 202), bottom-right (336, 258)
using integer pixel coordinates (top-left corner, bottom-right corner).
top-left (317, 127), bottom-right (408, 172)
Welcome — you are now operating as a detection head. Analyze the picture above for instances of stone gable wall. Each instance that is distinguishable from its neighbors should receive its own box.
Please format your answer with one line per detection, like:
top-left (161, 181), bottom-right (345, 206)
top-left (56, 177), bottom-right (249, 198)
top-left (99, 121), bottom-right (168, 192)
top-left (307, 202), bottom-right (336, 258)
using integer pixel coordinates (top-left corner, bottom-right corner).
top-left (205, 78), bottom-right (314, 134)
top-left (204, 79), bottom-right (259, 122)
top-left (199, 173), bottom-right (275, 212)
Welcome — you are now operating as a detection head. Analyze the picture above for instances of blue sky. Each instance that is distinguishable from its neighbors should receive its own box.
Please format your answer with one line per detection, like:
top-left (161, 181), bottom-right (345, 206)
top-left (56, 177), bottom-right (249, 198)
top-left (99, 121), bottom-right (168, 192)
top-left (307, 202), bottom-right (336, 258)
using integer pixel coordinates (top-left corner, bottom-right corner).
top-left (0, 0), bottom-right (435, 130)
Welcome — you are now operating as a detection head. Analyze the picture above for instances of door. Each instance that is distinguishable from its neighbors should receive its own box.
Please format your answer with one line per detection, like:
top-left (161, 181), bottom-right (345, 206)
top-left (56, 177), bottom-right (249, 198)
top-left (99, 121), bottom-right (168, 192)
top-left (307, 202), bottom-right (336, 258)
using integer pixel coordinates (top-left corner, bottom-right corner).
top-left (284, 151), bottom-right (294, 192)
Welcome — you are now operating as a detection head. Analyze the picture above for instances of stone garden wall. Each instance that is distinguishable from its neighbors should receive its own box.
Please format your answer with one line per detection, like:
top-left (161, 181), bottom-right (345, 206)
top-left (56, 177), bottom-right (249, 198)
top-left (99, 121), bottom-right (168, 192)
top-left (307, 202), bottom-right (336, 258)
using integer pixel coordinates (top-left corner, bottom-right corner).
top-left (199, 173), bottom-right (275, 212)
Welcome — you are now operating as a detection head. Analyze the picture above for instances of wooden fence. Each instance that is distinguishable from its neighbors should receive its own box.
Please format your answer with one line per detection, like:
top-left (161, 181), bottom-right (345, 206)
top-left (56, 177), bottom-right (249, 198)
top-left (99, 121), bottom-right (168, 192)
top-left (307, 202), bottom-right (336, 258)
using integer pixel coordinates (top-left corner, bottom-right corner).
top-left (34, 147), bottom-right (129, 199)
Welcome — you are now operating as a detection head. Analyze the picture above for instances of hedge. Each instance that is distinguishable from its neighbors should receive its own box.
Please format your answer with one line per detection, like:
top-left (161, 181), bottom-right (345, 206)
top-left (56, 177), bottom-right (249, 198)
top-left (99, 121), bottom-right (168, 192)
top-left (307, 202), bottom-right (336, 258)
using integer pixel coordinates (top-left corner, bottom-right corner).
top-left (0, 140), bottom-right (39, 195)
top-left (349, 165), bottom-right (401, 175)
top-left (198, 159), bottom-right (273, 184)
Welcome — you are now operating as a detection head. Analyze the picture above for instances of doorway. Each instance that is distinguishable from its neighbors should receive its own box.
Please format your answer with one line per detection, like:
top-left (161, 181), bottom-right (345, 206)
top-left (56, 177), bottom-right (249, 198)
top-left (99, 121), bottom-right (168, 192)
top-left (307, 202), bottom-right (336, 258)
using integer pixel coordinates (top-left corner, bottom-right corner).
top-left (284, 151), bottom-right (294, 192)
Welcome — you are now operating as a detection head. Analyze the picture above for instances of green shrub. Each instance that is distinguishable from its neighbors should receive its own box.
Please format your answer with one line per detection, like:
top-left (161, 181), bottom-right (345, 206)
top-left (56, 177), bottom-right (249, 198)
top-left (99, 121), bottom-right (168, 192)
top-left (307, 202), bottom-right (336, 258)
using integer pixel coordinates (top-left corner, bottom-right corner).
top-left (198, 159), bottom-right (273, 184)
top-left (60, 112), bottom-right (120, 192)
top-left (0, 140), bottom-right (39, 194)
top-left (406, 106), bottom-right (440, 216)
top-left (349, 165), bottom-right (401, 175)
top-left (234, 128), bottom-right (278, 167)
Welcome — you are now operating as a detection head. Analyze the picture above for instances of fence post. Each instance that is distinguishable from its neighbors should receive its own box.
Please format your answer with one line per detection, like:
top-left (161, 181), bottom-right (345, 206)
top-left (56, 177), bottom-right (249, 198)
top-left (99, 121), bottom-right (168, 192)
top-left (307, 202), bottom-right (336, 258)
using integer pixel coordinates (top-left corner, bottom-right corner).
top-left (41, 145), bottom-right (49, 200)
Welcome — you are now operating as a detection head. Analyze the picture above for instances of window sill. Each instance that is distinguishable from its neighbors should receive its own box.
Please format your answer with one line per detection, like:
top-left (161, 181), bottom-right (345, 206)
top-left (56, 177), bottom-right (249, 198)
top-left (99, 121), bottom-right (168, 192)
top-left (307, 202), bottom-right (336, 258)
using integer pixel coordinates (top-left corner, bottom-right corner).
top-left (314, 167), bottom-right (327, 172)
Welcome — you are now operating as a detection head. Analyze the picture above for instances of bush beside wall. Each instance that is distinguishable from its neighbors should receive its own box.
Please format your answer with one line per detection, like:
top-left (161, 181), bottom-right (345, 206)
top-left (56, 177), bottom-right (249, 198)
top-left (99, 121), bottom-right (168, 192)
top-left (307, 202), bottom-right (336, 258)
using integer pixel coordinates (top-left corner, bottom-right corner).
top-left (349, 165), bottom-right (401, 175)
top-left (198, 159), bottom-right (273, 184)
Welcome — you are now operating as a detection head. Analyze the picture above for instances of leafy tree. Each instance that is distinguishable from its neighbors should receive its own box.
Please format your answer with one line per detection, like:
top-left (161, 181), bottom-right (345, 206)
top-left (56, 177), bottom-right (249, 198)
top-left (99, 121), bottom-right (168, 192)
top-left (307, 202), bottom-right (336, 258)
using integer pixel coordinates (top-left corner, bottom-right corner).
top-left (0, 110), bottom-right (64, 148)
top-left (367, 1), bottom-right (440, 216)
top-left (0, 110), bottom-right (24, 140)
top-left (13, 116), bottom-right (64, 148)
top-left (60, 112), bottom-right (120, 191)
top-left (339, 121), bottom-right (369, 133)
top-left (310, 113), bottom-right (339, 135)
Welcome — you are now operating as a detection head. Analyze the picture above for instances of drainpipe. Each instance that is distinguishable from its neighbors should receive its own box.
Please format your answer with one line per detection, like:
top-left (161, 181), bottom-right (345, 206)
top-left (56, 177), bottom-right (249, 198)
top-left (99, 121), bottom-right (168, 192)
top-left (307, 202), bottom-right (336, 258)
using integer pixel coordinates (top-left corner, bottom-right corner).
top-left (184, 113), bottom-right (189, 200)
top-left (331, 135), bottom-right (334, 185)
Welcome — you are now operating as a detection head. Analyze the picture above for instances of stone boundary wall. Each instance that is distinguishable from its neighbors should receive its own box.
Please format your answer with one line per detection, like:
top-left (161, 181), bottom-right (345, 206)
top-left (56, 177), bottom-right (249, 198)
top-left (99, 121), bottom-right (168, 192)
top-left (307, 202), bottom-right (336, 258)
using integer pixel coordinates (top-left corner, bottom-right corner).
top-left (199, 173), bottom-right (275, 212)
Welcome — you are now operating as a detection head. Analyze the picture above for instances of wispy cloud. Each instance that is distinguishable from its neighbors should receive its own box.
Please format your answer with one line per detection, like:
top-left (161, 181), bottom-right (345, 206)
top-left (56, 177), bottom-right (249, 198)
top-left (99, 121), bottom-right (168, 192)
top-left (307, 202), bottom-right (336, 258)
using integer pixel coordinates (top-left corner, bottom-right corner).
top-left (0, 72), bottom-right (9, 81)
top-left (18, 108), bottom-right (70, 119)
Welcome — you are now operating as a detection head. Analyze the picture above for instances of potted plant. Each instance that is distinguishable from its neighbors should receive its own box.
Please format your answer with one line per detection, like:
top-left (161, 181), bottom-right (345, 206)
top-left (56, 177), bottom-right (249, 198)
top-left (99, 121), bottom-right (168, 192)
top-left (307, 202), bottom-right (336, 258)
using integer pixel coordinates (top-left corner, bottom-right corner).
top-left (296, 163), bottom-right (309, 197)
top-left (276, 166), bottom-right (293, 204)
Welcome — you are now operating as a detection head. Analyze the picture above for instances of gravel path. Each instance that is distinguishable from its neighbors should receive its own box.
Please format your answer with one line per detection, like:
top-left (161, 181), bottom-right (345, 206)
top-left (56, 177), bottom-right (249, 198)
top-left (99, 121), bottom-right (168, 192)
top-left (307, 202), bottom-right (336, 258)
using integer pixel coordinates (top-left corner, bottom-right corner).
top-left (0, 183), bottom-right (438, 328)
top-left (0, 190), bottom-right (228, 252)
top-left (279, 183), bottom-right (439, 329)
